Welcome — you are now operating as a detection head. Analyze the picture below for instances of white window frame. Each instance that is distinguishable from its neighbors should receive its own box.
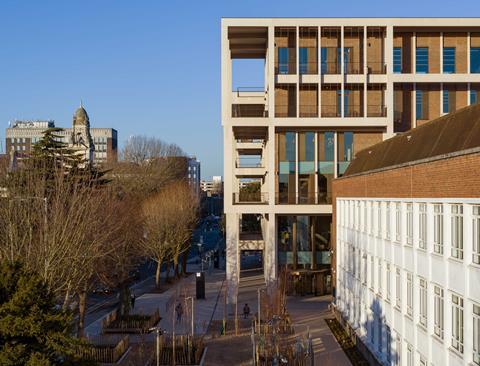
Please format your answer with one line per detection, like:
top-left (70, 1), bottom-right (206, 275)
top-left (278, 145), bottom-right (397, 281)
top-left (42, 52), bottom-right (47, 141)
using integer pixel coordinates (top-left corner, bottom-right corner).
top-left (434, 285), bottom-right (444, 340)
top-left (419, 278), bottom-right (427, 327)
top-left (386, 202), bottom-right (391, 240)
top-left (434, 203), bottom-right (444, 255)
top-left (386, 325), bottom-right (391, 363)
top-left (406, 203), bottom-right (413, 245)
top-left (378, 259), bottom-right (382, 296)
top-left (370, 255), bottom-right (375, 290)
top-left (406, 342), bottom-right (413, 366)
top-left (452, 293), bottom-right (464, 354)
top-left (451, 204), bottom-right (464, 260)
top-left (396, 267), bottom-right (401, 309)
top-left (407, 272), bottom-right (413, 317)
top-left (419, 203), bottom-right (427, 249)
top-left (386, 263), bottom-right (391, 301)
top-left (395, 202), bottom-right (401, 242)
top-left (473, 205), bottom-right (480, 265)
top-left (473, 303), bottom-right (480, 365)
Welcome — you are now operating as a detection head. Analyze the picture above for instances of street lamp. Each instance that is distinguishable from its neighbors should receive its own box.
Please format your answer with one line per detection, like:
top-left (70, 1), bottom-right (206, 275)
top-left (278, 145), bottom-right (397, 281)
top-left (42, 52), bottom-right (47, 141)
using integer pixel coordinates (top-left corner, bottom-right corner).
top-left (185, 296), bottom-right (195, 337)
top-left (148, 326), bottom-right (165, 366)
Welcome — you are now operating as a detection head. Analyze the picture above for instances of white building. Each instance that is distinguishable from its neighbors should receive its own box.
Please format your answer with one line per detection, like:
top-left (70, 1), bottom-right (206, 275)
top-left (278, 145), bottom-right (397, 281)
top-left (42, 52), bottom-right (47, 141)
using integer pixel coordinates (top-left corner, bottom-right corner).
top-left (188, 156), bottom-right (201, 196)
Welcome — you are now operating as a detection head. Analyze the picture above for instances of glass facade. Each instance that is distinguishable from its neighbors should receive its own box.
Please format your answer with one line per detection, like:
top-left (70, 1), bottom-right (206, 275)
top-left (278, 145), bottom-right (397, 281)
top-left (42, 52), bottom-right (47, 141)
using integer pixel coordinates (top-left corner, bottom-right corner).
top-left (277, 132), bottom-right (296, 204)
top-left (318, 132), bottom-right (334, 204)
top-left (278, 47), bottom-right (289, 74)
top-left (393, 47), bottom-right (402, 73)
top-left (299, 47), bottom-right (308, 74)
top-left (472, 90), bottom-right (479, 105)
top-left (443, 47), bottom-right (455, 73)
top-left (277, 215), bottom-right (331, 269)
top-left (337, 132), bottom-right (353, 176)
top-left (416, 47), bottom-right (429, 73)
top-left (298, 132), bottom-right (315, 204)
top-left (443, 89), bottom-right (450, 113)
top-left (416, 90), bottom-right (424, 119)
top-left (471, 48), bottom-right (480, 74)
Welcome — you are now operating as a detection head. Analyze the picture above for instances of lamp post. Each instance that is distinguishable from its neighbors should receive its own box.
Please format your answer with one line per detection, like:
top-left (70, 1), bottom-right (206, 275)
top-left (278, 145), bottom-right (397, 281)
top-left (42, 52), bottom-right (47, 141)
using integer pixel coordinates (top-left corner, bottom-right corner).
top-left (149, 327), bottom-right (164, 366)
top-left (186, 296), bottom-right (195, 337)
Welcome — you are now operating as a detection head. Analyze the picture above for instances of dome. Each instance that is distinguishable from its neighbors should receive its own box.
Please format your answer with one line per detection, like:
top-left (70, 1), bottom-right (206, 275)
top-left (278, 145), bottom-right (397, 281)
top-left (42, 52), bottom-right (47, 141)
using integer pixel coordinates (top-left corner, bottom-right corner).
top-left (73, 104), bottom-right (89, 126)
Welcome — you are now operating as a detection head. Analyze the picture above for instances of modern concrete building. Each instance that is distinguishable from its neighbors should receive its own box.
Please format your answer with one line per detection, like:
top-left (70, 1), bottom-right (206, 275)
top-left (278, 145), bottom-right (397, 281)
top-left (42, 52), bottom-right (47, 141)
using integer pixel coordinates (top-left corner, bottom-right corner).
top-left (200, 176), bottom-right (223, 196)
top-left (5, 105), bottom-right (118, 164)
top-left (221, 18), bottom-right (480, 303)
top-left (333, 104), bottom-right (480, 366)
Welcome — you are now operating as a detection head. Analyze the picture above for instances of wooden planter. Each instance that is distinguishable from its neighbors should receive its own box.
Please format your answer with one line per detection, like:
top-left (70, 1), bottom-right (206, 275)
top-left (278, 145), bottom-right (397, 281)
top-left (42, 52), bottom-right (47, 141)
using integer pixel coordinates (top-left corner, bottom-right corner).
top-left (102, 308), bottom-right (161, 334)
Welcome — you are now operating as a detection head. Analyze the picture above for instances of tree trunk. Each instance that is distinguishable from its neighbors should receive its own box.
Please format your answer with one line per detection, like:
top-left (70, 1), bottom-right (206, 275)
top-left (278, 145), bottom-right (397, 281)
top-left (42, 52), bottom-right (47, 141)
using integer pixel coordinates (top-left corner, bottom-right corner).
top-left (77, 291), bottom-right (87, 338)
top-left (174, 255), bottom-right (179, 278)
top-left (181, 248), bottom-right (190, 276)
top-left (119, 283), bottom-right (131, 316)
top-left (155, 260), bottom-right (162, 288)
top-left (165, 261), bottom-right (171, 283)
top-left (62, 287), bottom-right (71, 311)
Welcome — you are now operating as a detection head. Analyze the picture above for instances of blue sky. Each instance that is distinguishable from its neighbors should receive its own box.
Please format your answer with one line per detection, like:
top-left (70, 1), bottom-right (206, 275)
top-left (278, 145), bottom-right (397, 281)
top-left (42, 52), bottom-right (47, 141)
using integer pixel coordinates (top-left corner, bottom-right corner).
top-left (0, 0), bottom-right (476, 179)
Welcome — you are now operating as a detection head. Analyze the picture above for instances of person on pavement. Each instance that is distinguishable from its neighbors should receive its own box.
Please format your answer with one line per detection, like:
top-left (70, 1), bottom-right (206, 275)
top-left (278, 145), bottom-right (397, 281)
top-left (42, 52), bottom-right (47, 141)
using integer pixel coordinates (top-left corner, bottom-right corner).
top-left (175, 301), bottom-right (183, 323)
top-left (243, 303), bottom-right (250, 319)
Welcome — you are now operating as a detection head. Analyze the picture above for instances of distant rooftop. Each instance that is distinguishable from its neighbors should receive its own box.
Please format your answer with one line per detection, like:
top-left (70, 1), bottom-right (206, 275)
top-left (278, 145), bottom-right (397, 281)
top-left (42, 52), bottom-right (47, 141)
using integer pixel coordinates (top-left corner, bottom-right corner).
top-left (342, 103), bottom-right (480, 177)
top-left (9, 120), bottom-right (55, 128)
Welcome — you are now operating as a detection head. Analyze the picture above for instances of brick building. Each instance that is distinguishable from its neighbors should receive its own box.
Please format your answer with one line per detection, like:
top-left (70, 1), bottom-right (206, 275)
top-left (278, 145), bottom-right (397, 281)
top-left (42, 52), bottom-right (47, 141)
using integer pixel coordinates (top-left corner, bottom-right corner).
top-left (332, 103), bottom-right (480, 365)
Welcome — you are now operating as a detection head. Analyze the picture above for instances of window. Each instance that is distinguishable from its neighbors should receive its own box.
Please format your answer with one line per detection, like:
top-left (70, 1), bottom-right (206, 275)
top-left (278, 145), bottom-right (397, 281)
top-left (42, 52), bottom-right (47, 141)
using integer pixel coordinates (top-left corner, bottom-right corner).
top-left (278, 47), bottom-right (289, 74)
top-left (370, 201), bottom-right (375, 235)
top-left (419, 203), bottom-right (427, 249)
top-left (434, 285), bottom-right (444, 339)
top-left (474, 304), bottom-right (480, 365)
top-left (393, 47), bottom-right (402, 73)
top-left (416, 90), bottom-right (424, 120)
top-left (451, 204), bottom-right (464, 260)
top-left (419, 355), bottom-right (427, 366)
top-left (443, 89), bottom-right (450, 113)
top-left (395, 203), bottom-right (401, 242)
top-left (377, 318), bottom-right (382, 352)
top-left (434, 204), bottom-right (444, 254)
top-left (406, 343), bottom-right (413, 366)
top-left (443, 47), bottom-right (456, 73)
top-left (471, 47), bottom-right (480, 73)
top-left (395, 335), bottom-right (401, 366)
top-left (386, 263), bottom-right (391, 301)
top-left (378, 259), bottom-right (382, 295)
top-left (370, 256), bottom-right (375, 290)
top-left (386, 326), bottom-right (391, 363)
top-left (473, 206), bottom-right (480, 265)
top-left (419, 278), bottom-right (427, 327)
top-left (452, 294), bottom-right (464, 353)
top-left (416, 47), bottom-right (429, 73)
top-left (406, 203), bottom-right (413, 245)
top-left (363, 201), bottom-right (368, 232)
top-left (377, 202), bottom-right (382, 238)
top-left (386, 202), bottom-right (391, 240)
top-left (362, 254), bottom-right (367, 285)
top-left (407, 272), bottom-right (413, 317)
top-left (472, 90), bottom-right (479, 105)
top-left (299, 47), bottom-right (308, 74)
top-left (370, 313), bottom-right (375, 344)
top-left (396, 268), bottom-right (401, 309)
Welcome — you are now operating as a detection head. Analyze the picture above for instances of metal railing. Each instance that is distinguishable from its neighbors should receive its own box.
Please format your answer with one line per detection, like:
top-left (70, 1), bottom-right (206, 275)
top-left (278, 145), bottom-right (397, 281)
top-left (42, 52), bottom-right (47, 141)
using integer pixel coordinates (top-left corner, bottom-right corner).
top-left (235, 87), bottom-right (266, 96)
top-left (299, 104), bottom-right (319, 118)
top-left (275, 192), bottom-right (332, 205)
top-left (367, 62), bottom-right (387, 74)
top-left (367, 105), bottom-right (387, 117)
top-left (236, 158), bottom-right (263, 168)
top-left (321, 105), bottom-right (341, 117)
top-left (239, 231), bottom-right (264, 240)
top-left (233, 192), bottom-right (268, 204)
top-left (232, 104), bottom-right (268, 118)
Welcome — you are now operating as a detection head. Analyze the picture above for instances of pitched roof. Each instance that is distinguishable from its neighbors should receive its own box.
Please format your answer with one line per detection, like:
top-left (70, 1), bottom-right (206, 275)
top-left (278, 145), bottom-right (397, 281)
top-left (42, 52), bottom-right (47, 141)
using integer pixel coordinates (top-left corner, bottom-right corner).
top-left (343, 103), bottom-right (480, 177)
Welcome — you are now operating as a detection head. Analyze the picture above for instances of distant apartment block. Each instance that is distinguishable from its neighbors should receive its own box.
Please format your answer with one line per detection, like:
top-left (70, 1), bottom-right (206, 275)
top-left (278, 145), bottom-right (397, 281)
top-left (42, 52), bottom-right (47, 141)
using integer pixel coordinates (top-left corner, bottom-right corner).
top-left (188, 156), bottom-right (201, 196)
top-left (221, 18), bottom-right (480, 304)
top-left (200, 176), bottom-right (223, 196)
top-left (333, 104), bottom-right (480, 366)
top-left (5, 106), bottom-right (118, 164)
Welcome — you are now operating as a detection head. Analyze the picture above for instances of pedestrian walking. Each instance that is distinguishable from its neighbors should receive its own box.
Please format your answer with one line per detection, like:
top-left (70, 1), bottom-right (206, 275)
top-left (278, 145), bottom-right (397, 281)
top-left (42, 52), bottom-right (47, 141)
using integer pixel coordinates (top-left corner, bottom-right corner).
top-left (243, 303), bottom-right (250, 319)
top-left (175, 301), bottom-right (183, 323)
top-left (130, 293), bottom-right (136, 310)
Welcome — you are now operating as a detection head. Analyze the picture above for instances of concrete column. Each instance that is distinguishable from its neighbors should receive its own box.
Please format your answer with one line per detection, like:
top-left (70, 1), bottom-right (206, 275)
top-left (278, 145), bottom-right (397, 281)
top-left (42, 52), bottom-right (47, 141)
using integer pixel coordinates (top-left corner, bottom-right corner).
top-left (385, 25), bottom-right (394, 136)
top-left (364, 26), bottom-right (368, 118)
top-left (221, 22), bottom-right (232, 123)
top-left (226, 212), bottom-right (239, 305)
top-left (341, 26), bottom-right (345, 118)
top-left (296, 26), bottom-right (300, 118)
top-left (268, 125), bottom-right (275, 206)
top-left (268, 26), bottom-right (275, 118)
top-left (468, 82), bottom-right (471, 106)
top-left (413, 82), bottom-right (417, 129)
top-left (264, 214), bottom-right (277, 284)
top-left (318, 26), bottom-right (322, 118)
top-left (413, 32), bottom-right (416, 75)
top-left (468, 32), bottom-right (471, 74)
top-left (440, 32), bottom-right (444, 73)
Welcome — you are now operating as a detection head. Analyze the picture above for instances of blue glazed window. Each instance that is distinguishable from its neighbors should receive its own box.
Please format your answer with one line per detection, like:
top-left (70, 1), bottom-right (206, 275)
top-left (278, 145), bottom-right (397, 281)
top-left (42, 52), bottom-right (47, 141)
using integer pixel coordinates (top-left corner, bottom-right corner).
top-left (471, 90), bottom-right (478, 105)
top-left (416, 90), bottom-right (424, 119)
top-left (443, 89), bottom-right (449, 113)
top-left (471, 48), bottom-right (480, 73)
top-left (443, 47), bottom-right (455, 73)
top-left (416, 47), bottom-right (429, 73)
top-left (300, 47), bottom-right (308, 74)
top-left (393, 47), bottom-right (402, 73)
top-left (278, 47), bottom-right (289, 74)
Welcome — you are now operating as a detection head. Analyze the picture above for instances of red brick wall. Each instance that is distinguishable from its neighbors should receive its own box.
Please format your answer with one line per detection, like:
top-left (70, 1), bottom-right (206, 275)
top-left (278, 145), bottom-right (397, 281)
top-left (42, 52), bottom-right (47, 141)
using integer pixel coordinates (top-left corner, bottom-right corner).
top-left (331, 152), bottom-right (480, 289)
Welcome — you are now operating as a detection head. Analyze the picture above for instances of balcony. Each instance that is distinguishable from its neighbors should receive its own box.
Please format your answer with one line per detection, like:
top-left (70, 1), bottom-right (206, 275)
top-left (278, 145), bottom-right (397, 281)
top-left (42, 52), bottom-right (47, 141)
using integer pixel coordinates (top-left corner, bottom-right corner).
top-left (321, 105), bottom-right (340, 118)
top-left (275, 192), bottom-right (332, 205)
top-left (275, 47), bottom-right (296, 75)
top-left (233, 192), bottom-right (268, 205)
top-left (367, 62), bottom-right (387, 75)
top-left (235, 157), bottom-right (265, 177)
top-left (239, 231), bottom-right (264, 250)
top-left (367, 105), bottom-right (387, 117)
top-left (232, 104), bottom-right (268, 118)
top-left (344, 105), bottom-right (364, 118)
top-left (321, 61), bottom-right (341, 75)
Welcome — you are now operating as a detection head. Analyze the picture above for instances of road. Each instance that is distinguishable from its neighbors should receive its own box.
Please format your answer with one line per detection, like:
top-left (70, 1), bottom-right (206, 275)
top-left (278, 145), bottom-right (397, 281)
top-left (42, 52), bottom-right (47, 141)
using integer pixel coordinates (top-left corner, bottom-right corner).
top-left (84, 215), bottom-right (225, 330)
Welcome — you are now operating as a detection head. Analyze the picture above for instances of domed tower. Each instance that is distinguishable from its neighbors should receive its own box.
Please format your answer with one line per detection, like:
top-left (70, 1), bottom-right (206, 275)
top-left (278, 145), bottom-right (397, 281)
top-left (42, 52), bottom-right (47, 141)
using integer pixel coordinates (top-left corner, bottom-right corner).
top-left (70, 102), bottom-right (94, 163)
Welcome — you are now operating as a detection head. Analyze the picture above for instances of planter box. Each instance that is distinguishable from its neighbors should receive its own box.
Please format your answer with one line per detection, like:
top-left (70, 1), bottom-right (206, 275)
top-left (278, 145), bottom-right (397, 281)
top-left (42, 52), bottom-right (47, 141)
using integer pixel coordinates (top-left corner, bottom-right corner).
top-left (102, 308), bottom-right (161, 334)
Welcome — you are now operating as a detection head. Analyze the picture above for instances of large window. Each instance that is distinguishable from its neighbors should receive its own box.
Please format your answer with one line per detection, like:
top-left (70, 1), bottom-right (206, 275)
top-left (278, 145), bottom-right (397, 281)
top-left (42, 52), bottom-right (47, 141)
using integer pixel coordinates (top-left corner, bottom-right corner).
top-left (434, 204), bottom-right (444, 254)
top-left (393, 47), bottom-right (402, 73)
top-left (416, 90), bottom-right (424, 120)
top-left (277, 132), bottom-right (296, 204)
top-left (474, 303), bottom-right (480, 365)
top-left (318, 132), bottom-right (334, 204)
top-left (473, 205), bottom-right (480, 265)
top-left (416, 47), bottom-right (429, 73)
top-left (298, 132), bottom-right (315, 204)
top-left (370, 256), bottom-right (375, 290)
top-left (377, 318), bottom-right (382, 353)
top-left (419, 203), bottom-right (427, 249)
top-left (419, 278), bottom-right (427, 327)
top-left (452, 294), bottom-right (464, 353)
top-left (299, 47), bottom-right (308, 74)
top-left (395, 203), bottom-right (401, 242)
top-left (395, 335), bottom-right (401, 366)
top-left (406, 343), bottom-right (413, 366)
top-left (386, 326), bottom-right (391, 363)
top-left (472, 90), bottom-right (479, 105)
top-left (278, 47), bottom-right (289, 74)
top-left (386, 263), bottom-right (391, 301)
top-left (451, 204), bottom-right (464, 260)
top-left (386, 202), bottom-right (391, 240)
top-left (407, 272), bottom-right (413, 317)
top-left (337, 131), bottom-right (353, 177)
top-left (471, 47), bottom-right (480, 73)
top-left (377, 202), bottom-right (382, 238)
top-left (434, 285), bottom-right (444, 339)
top-left (443, 47), bottom-right (456, 73)
top-left (378, 259), bottom-right (382, 295)
top-left (443, 89), bottom-right (450, 114)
